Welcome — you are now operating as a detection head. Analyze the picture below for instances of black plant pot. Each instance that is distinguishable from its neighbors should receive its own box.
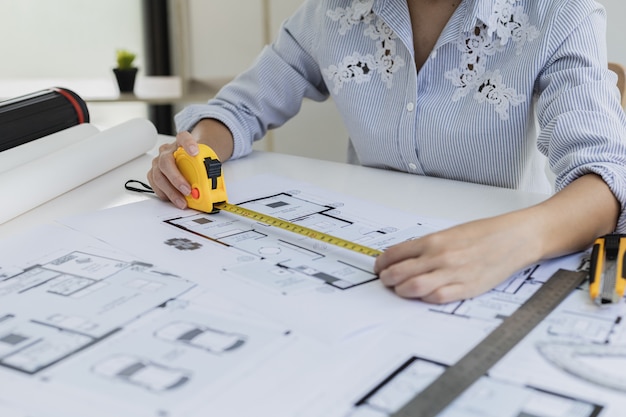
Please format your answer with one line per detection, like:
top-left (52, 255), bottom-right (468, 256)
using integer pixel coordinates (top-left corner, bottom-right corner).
top-left (113, 68), bottom-right (138, 93)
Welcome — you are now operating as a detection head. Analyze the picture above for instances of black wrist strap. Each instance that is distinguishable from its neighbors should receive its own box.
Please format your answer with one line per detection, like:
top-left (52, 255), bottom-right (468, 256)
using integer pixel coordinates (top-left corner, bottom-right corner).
top-left (124, 179), bottom-right (155, 194)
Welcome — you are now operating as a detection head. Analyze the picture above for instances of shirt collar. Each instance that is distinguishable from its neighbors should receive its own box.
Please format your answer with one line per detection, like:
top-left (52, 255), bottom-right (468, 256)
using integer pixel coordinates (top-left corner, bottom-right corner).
top-left (374, 0), bottom-right (496, 32)
top-left (462, 0), bottom-right (495, 32)
top-left (371, 0), bottom-right (497, 53)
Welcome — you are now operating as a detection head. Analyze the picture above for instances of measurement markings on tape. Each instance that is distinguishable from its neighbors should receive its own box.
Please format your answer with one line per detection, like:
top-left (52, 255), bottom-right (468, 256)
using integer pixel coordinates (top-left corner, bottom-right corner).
top-left (214, 201), bottom-right (383, 257)
top-left (391, 268), bottom-right (587, 417)
top-left (176, 143), bottom-right (383, 258)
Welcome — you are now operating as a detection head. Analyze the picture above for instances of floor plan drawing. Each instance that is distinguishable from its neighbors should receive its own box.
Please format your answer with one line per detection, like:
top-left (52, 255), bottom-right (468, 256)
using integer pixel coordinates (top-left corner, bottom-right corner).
top-left (0, 225), bottom-right (297, 417)
top-left (345, 355), bottom-right (604, 417)
top-left (59, 177), bottom-right (445, 342)
top-left (44, 175), bottom-right (626, 417)
top-left (0, 248), bottom-right (195, 375)
top-left (49, 299), bottom-right (293, 416)
top-left (487, 286), bottom-right (626, 405)
top-left (163, 191), bottom-right (406, 295)
top-left (65, 176), bottom-right (441, 299)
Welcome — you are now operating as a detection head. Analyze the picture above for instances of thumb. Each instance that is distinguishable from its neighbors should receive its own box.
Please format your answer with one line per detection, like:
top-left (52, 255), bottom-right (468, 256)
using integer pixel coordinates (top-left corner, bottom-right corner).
top-left (176, 131), bottom-right (199, 156)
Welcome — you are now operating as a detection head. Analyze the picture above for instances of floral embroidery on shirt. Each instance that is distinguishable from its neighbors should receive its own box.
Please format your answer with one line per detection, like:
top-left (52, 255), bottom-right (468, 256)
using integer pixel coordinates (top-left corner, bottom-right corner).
top-left (323, 53), bottom-right (376, 94)
top-left (445, 25), bottom-right (502, 101)
top-left (326, 0), bottom-right (374, 35)
top-left (446, 1), bottom-right (538, 120)
top-left (323, 0), bottom-right (405, 94)
top-left (474, 70), bottom-right (525, 119)
top-left (487, 0), bottom-right (540, 53)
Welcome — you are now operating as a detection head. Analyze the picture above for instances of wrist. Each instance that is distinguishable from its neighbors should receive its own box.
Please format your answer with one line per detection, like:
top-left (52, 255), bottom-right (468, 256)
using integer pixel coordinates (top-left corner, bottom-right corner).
top-left (191, 118), bottom-right (235, 161)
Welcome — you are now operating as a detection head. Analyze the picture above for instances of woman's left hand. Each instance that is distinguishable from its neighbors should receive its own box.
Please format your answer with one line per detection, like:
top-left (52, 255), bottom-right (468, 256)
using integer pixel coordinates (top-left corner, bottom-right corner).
top-left (374, 174), bottom-right (618, 304)
top-left (374, 213), bottom-right (540, 304)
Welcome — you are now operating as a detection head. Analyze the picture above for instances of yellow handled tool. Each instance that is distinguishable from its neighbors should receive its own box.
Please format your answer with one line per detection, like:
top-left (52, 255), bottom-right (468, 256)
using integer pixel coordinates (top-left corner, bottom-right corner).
top-left (173, 144), bottom-right (382, 258)
top-left (589, 234), bottom-right (626, 305)
top-left (173, 144), bottom-right (228, 214)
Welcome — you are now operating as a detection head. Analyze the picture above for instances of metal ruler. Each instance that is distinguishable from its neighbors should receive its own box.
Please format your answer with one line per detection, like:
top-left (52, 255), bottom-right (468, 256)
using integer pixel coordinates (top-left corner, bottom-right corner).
top-left (213, 201), bottom-right (384, 257)
top-left (391, 268), bottom-right (587, 417)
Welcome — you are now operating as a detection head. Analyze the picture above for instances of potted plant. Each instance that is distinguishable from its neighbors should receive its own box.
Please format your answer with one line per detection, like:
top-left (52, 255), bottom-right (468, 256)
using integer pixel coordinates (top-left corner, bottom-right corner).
top-left (113, 49), bottom-right (138, 93)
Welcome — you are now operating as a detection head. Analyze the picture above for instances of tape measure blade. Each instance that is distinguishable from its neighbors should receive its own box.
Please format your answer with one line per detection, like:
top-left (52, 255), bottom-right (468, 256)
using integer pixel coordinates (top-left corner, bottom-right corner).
top-left (216, 202), bottom-right (382, 258)
top-left (391, 269), bottom-right (587, 417)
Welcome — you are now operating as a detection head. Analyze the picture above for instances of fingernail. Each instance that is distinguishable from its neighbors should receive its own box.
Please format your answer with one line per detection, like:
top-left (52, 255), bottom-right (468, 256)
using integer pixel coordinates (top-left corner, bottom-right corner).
top-left (179, 185), bottom-right (191, 195)
top-left (188, 143), bottom-right (199, 156)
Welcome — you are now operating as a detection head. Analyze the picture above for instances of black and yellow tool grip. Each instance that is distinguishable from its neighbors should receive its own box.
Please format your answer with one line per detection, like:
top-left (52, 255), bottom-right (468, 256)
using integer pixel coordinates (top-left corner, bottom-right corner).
top-left (589, 234), bottom-right (626, 305)
top-left (173, 144), bottom-right (228, 213)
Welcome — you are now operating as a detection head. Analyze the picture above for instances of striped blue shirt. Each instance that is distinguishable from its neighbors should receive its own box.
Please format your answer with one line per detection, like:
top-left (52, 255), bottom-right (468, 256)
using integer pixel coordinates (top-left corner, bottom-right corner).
top-left (176, 0), bottom-right (626, 231)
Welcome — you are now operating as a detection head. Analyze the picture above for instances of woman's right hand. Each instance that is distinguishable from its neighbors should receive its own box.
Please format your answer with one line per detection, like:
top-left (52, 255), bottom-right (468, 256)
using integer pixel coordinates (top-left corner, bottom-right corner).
top-left (147, 119), bottom-right (235, 209)
top-left (147, 131), bottom-right (200, 209)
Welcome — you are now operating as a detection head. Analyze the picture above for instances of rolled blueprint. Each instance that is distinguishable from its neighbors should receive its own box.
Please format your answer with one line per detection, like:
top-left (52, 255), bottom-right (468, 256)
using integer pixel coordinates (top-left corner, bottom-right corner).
top-left (0, 118), bottom-right (157, 225)
top-left (0, 123), bottom-right (100, 174)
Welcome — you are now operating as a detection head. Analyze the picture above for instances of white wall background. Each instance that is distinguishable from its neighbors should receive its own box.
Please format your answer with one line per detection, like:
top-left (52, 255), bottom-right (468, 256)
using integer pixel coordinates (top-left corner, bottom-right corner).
top-left (0, 0), bottom-right (147, 128)
top-left (0, 0), bottom-right (145, 78)
top-left (603, 0), bottom-right (626, 65)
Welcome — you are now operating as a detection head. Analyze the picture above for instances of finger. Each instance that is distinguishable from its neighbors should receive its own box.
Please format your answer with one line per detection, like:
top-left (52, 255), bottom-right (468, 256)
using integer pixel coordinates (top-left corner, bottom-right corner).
top-left (374, 238), bottom-right (428, 274)
top-left (157, 143), bottom-right (192, 197)
top-left (411, 268), bottom-right (512, 304)
top-left (149, 166), bottom-right (188, 209)
top-left (390, 263), bottom-right (466, 299)
top-left (149, 150), bottom-right (189, 209)
top-left (176, 131), bottom-right (199, 156)
top-left (378, 256), bottom-right (437, 287)
top-left (418, 283), bottom-right (470, 304)
top-left (147, 166), bottom-right (177, 203)
top-left (387, 270), bottom-right (444, 299)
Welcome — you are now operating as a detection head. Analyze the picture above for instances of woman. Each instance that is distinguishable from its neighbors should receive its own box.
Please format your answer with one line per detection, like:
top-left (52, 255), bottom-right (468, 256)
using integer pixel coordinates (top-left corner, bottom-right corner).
top-left (148, 0), bottom-right (626, 303)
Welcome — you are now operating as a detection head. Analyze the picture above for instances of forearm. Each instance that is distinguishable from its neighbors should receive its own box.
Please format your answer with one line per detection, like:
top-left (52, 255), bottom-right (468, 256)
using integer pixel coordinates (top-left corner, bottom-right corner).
top-left (375, 173), bottom-right (620, 303)
top-left (526, 173), bottom-right (619, 259)
top-left (190, 118), bottom-right (235, 162)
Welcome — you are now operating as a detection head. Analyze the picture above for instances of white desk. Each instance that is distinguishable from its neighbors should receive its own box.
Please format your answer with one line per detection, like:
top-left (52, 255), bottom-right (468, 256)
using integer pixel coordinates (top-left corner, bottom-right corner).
top-left (4, 141), bottom-right (626, 417)
top-left (0, 135), bottom-right (549, 238)
top-left (0, 140), bottom-right (622, 417)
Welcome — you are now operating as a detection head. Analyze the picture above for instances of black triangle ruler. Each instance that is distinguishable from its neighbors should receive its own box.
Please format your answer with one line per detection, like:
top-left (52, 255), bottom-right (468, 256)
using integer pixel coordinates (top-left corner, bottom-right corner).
top-left (391, 268), bottom-right (587, 417)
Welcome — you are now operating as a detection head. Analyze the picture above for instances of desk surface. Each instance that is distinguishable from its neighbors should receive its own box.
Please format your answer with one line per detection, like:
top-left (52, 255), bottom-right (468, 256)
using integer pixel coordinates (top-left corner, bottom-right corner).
top-left (0, 135), bottom-right (549, 238)
top-left (4, 139), bottom-right (626, 417)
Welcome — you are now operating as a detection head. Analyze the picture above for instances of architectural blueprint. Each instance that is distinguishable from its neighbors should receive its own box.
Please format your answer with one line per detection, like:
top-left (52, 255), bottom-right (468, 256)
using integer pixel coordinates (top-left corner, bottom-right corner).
top-left (0, 225), bottom-right (307, 417)
top-left (346, 355), bottom-right (603, 417)
top-left (2, 175), bottom-right (626, 416)
top-left (61, 175), bottom-right (442, 342)
top-left (299, 258), bottom-right (626, 417)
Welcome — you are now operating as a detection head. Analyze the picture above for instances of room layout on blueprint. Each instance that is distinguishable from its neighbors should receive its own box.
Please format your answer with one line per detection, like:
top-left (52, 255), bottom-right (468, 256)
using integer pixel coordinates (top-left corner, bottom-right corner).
top-left (52, 174), bottom-right (626, 417)
top-left (61, 174), bottom-right (444, 342)
top-left (0, 225), bottom-right (321, 417)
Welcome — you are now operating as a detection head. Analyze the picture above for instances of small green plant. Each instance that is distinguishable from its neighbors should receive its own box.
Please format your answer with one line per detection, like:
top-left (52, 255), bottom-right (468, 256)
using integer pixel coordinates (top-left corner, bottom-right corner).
top-left (116, 49), bottom-right (136, 70)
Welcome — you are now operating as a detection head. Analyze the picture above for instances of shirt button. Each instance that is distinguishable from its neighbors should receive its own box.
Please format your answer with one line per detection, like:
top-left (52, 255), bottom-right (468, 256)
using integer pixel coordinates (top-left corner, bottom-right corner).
top-left (406, 102), bottom-right (415, 112)
top-left (408, 163), bottom-right (417, 171)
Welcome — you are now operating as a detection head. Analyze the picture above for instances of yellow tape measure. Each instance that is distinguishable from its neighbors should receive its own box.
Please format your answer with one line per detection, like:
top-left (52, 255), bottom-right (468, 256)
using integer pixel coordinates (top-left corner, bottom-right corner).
top-left (589, 234), bottom-right (626, 305)
top-left (214, 201), bottom-right (382, 257)
top-left (174, 144), bottom-right (382, 258)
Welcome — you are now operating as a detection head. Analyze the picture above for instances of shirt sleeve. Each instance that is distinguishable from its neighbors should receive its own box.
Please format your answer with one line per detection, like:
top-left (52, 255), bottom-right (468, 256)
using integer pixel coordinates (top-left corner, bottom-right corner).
top-left (174, 0), bottom-right (329, 160)
top-left (535, 1), bottom-right (626, 232)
